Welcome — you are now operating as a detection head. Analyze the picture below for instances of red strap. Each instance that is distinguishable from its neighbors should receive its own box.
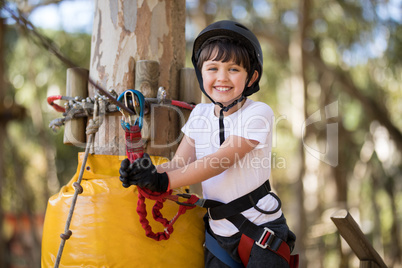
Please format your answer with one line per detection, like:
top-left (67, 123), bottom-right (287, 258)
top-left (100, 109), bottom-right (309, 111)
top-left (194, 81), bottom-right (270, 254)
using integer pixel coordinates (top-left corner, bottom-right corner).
top-left (125, 125), bottom-right (144, 162)
top-left (290, 254), bottom-right (299, 268)
top-left (238, 234), bottom-right (298, 267)
top-left (238, 234), bottom-right (254, 267)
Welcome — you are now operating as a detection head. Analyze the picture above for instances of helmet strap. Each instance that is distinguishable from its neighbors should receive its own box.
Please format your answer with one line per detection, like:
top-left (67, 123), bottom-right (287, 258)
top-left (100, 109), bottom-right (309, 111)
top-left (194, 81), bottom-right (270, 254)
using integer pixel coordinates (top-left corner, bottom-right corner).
top-left (217, 94), bottom-right (245, 145)
top-left (216, 73), bottom-right (254, 145)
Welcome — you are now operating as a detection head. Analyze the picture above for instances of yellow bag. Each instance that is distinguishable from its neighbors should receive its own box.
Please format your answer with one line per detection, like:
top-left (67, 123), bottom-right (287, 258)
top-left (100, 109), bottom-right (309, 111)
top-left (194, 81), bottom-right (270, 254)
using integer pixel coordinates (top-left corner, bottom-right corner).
top-left (41, 153), bottom-right (205, 267)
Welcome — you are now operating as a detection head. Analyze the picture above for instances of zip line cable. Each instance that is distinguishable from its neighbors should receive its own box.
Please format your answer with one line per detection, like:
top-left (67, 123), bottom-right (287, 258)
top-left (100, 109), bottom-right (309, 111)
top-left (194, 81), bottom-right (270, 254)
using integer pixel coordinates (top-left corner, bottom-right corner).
top-left (2, 3), bottom-right (135, 115)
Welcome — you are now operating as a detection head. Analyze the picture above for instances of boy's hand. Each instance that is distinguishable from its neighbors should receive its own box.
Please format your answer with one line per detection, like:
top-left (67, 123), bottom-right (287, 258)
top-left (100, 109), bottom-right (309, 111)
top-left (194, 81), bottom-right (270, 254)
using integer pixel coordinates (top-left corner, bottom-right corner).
top-left (119, 153), bottom-right (169, 192)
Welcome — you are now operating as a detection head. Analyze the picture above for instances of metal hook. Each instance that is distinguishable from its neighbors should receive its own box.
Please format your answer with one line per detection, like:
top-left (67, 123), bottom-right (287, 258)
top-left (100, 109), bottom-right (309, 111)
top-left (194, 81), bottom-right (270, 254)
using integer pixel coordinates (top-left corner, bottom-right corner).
top-left (117, 89), bottom-right (145, 130)
top-left (123, 91), bottom-right (140, 125)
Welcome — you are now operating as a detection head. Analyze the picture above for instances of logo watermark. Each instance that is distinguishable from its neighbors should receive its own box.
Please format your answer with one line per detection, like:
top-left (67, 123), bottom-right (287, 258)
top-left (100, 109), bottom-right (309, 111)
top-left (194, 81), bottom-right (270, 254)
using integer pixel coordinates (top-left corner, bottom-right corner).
top-left (302, 101), bottom-right (338, 167)
top-left (60, 101), bottom-right (338, 167)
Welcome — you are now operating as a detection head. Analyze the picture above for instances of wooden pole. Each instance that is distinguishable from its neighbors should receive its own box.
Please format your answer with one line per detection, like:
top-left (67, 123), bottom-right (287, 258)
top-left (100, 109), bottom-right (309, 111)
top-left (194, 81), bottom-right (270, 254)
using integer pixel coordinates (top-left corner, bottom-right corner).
top-left (63, 68), bottom-right (88, 146)
top-left (89, 0), bottom-right (185, 158)
top-left (179, 68), bottom-right (201, 107)
top-left (0, 16), bottom-right (6, 268)
top-left (134, 60), bottom-right (159, 148)
top-left (331, 210), bottom-right (387, 268)
top-left (179, 68), bottom-right (202, 196)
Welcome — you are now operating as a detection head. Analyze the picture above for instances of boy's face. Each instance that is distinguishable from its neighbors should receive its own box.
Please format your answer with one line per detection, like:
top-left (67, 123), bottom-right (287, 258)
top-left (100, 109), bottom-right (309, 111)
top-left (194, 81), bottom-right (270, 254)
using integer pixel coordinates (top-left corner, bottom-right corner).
top-left (201, 58), bottom-right (251, 107)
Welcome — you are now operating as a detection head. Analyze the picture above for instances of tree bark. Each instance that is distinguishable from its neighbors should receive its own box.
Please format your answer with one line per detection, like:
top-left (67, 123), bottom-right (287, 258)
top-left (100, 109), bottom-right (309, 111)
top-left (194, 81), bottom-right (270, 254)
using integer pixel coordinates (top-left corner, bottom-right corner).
top-left (288, 0), bottom-right (311, 266)
top-left (89, 0), bottom-right (186, 158)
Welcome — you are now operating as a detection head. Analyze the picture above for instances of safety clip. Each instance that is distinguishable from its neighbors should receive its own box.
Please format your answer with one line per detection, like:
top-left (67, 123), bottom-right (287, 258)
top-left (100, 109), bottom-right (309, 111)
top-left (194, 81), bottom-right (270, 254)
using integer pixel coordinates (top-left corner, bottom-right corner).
top-left (174, 193), bottom-right (197, 207)
top-left (117, 89), bottom-right (145, 130)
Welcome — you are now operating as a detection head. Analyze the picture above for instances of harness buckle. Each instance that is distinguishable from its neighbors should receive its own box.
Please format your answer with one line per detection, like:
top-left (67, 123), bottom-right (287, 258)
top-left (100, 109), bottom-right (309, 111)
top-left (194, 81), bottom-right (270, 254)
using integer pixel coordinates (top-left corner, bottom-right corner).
top-left (256, 227), bottom-right (275, 249)
top-left (174, 193), bottom-right (197, 207)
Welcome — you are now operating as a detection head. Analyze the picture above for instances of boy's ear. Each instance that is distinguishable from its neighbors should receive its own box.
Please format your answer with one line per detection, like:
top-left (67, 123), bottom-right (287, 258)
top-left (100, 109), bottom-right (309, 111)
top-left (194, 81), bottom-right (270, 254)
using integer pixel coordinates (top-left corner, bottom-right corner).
top-left (247, 70), bottom-right (259, 87)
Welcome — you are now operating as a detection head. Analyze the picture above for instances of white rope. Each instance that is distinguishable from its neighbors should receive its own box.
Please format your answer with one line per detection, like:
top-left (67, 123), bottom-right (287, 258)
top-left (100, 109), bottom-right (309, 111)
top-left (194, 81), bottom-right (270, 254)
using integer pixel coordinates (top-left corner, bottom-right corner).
top-left (54, 99), bottom-right (102, 268)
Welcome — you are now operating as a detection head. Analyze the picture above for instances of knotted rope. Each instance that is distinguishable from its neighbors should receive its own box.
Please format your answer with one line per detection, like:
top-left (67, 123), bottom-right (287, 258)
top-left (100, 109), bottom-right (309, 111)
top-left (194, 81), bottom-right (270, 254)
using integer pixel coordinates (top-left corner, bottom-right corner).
top-left (54, 98), bottom-right (103, 268)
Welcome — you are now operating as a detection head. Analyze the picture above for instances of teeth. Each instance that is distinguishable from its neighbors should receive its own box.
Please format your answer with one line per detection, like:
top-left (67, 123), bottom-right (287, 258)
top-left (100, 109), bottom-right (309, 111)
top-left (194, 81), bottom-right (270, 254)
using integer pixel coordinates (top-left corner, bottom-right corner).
top-left (215, 87), bottom-right (230, 92)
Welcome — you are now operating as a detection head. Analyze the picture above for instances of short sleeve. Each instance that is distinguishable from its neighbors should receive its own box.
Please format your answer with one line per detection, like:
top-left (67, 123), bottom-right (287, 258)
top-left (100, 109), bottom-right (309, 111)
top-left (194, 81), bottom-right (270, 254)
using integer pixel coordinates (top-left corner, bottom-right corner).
top-left (181, 104), bottom-right (212, 141)
top-left (233, 102), bottom-right (273, 145)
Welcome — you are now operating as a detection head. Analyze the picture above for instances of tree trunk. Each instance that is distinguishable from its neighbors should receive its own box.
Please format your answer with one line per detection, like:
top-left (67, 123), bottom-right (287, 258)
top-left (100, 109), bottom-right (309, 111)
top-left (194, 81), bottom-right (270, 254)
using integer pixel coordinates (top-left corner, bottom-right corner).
top-left (289, 0), bottom-right (310, 266)
top-left (89, 0), bottom-right (186, 158)
top-left (0, 16), bottom-right (6, 268)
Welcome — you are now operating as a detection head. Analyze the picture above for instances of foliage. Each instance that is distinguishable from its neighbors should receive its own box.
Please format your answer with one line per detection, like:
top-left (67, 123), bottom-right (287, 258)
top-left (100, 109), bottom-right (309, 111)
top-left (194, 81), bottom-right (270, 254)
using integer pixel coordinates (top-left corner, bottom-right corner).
top-left (1, 0), bottom-right (401, 267)
top-left (4, 26), bottom-right (91, 211)
top-left (187, 0), bottom-right (402, 267)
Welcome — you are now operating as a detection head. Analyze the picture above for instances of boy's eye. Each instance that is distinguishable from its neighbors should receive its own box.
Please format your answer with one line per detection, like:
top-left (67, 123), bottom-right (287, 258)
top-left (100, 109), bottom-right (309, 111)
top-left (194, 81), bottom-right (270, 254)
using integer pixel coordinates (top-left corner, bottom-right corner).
top-left (229, 68), bottom-right (239, 72)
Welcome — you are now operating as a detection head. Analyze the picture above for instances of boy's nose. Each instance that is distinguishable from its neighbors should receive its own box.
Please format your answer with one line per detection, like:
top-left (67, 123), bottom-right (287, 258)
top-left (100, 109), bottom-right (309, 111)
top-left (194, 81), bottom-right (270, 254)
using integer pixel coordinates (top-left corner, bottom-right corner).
top-left (217, 70), bottom-right (229, 81)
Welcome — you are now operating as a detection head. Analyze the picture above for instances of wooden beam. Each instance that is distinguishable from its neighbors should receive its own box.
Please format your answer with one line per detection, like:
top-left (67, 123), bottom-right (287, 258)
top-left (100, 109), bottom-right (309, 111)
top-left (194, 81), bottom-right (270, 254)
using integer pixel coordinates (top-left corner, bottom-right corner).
top-left (63, 68), bottom-right (88, 146)
top-left (331, 209), bottom-right (387, 268)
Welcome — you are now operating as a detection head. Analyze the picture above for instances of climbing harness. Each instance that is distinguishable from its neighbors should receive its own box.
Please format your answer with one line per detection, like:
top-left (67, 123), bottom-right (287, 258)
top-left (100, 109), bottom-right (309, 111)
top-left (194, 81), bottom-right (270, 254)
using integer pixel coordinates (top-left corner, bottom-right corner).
top-left (171, 180), bottom-right (299, 268)
top-left (53, 97), bottom-right (104, 268)
top-left (200, 180), bottom-right (298, 268)
top-left (47, 87), bottom-right (297, 265)
top-left (117, 89), bottom-right (198, 241)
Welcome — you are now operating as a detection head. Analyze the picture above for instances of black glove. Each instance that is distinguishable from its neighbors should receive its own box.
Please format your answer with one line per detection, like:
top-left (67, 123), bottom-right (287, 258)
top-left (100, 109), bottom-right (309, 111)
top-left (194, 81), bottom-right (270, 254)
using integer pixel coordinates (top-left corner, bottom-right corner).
top-left (119, 153), bottom-right (169, 192)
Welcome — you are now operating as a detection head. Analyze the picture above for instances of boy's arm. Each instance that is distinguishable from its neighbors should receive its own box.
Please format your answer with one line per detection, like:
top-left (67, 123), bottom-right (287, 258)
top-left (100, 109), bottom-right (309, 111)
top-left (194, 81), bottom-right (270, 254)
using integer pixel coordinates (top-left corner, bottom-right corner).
top-left (156, 134), bottom-right (196, 173)
top-left (167, 135), bottom-right (259, 189)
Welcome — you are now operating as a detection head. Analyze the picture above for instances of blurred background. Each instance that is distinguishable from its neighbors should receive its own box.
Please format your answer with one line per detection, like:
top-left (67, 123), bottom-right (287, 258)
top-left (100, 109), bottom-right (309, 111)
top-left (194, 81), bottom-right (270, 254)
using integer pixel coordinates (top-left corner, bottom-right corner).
top-left (0, 0), bottom-right (401, 267)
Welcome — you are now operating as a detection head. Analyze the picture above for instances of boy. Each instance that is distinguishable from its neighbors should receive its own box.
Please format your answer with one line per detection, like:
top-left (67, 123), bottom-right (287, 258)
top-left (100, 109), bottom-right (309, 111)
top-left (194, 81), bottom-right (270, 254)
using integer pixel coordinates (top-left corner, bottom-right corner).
top-left (120, 20), bottom-right (297, 267)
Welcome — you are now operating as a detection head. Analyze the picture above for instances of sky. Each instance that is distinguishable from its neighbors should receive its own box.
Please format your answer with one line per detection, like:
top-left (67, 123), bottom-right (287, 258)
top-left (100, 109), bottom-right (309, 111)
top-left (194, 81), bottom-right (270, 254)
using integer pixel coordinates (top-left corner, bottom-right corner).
top-left (12, 0), bottom-right (402, 67)
top-left (25, 0), bottom-right (402, 34)
top-left (28, 0), bottom-right (94, 33)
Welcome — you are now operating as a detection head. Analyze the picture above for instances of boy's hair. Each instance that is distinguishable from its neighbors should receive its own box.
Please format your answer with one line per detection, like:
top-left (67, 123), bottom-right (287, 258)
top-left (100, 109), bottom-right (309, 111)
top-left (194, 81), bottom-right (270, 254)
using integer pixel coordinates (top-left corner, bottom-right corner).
top-left (196, 37), bottom-right (254, 76)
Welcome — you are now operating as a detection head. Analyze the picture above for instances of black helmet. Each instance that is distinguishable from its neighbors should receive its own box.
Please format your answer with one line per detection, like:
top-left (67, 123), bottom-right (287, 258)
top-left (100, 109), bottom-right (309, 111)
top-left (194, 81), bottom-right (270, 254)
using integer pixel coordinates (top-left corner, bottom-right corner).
top-left (191, 20), bottom-right (263, 99)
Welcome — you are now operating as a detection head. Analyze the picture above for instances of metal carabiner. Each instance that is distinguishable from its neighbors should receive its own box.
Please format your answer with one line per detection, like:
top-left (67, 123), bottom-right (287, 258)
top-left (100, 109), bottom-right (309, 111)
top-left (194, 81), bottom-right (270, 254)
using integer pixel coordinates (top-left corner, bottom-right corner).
top-left (117, 89), bottom-right (145, 130)
top-left (124, 90), bottom-right (140, 125)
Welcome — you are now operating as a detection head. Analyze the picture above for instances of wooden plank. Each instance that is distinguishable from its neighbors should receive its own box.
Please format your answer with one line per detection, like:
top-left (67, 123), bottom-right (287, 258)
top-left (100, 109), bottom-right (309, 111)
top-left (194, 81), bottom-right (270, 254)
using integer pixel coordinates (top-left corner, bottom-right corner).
top-left (64, 68), bottom-right (88, 146)
top-left (135, 60), bottom-right (159, 146)
top-left (331, 209), bottom-right (387, 268)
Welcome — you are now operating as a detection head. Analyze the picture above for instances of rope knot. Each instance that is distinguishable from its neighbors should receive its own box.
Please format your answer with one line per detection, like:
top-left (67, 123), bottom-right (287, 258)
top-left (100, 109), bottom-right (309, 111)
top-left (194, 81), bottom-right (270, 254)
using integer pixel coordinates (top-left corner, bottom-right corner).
top-left (86, 118), bottom-right (101, 135)
top-left (60, 230), bottom-right (72, 240)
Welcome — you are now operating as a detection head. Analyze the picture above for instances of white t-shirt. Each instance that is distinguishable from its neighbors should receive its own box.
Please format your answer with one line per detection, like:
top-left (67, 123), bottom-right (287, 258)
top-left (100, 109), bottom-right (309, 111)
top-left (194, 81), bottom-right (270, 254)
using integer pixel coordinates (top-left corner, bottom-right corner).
top-left (181, 98), bottom-right (282, 237)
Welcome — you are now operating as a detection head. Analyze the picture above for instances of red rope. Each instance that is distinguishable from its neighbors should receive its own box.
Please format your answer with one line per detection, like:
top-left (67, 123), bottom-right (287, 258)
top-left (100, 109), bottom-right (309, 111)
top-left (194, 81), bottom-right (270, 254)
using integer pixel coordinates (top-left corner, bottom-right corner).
top-left (136, 188), bottom-right (199, 241)
top-left (171, 100), bottom-right (195, 110)
top-left (125, 124), bottom-right (199, 241)
top-left (47, 95), bottom-right (66, 113)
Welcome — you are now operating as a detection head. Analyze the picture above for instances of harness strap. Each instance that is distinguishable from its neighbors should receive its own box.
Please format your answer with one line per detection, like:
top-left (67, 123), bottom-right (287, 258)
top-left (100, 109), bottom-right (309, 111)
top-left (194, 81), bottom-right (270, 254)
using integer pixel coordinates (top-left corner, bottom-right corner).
top-left (238, 234), bottom-right (253, 266)
top-left (205, 230), bottom-right (244, 268)
top-left (125, 125), bottom-right (144, 162)
top-left (205, 180), bottom-right (272, 220)
top-left (197, 181), bottom-right (299, 267)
